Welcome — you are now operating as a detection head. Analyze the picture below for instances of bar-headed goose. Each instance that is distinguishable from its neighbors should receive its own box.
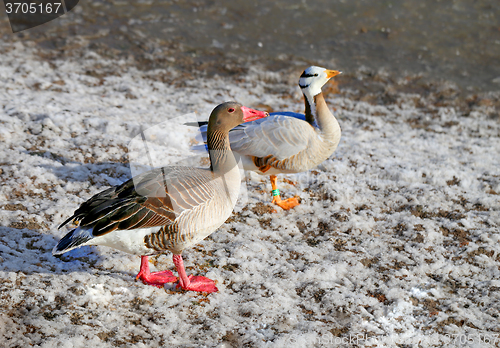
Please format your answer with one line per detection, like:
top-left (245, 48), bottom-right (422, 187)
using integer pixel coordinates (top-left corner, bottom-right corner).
top-left (53, 102), bottom-right (268, 293)
top-left (194, 66), bottom-right (341, 210)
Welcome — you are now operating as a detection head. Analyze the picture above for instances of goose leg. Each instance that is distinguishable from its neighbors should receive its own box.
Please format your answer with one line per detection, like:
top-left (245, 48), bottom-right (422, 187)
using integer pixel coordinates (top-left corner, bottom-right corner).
top-left (173, 254), bottom-right (218, 293)
top-left (270, 175), bottom-right (299, 210)
top-left (136, 255), bottom-right (178, 288)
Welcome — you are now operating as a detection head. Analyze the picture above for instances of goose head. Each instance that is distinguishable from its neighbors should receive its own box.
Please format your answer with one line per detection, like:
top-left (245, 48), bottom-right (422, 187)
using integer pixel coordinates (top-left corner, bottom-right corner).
top-left (208, 102), bottom-right (268, 132)
top-left (207, 102), bottom-right (268, 172)
top-left (299, 66), bottom-right (341, 101)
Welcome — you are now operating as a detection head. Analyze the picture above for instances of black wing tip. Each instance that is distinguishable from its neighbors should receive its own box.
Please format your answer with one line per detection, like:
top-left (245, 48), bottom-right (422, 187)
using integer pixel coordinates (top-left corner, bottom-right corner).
top-left (52, 228), bottom-right (91, 255)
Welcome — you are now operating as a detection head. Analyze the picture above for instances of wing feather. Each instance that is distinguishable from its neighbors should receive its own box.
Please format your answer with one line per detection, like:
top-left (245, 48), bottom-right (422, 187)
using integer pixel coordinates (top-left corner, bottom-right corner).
top-left (60, 167), bottom-right (215, 237)
top-left (228, 114), bottom-right (314, 160)
top-left (191, 113), bottom-right (314, 160)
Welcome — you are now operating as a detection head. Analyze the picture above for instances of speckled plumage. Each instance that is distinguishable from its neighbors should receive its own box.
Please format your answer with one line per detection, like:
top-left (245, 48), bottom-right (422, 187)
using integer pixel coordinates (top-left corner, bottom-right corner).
top-left (54, 165), bottom-right (240, 256)
top-left (53, 102), bottom-right (268, 292)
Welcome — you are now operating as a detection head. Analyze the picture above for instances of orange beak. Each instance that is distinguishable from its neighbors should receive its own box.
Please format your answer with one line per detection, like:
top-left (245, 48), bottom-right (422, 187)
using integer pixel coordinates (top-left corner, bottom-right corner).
top-left (241, 106), bottom-right (269, 122)
top-left (325, 70), bottom-right (342, 78)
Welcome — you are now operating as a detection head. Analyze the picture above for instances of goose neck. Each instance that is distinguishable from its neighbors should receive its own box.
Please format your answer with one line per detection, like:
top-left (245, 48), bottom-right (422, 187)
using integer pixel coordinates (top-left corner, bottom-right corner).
top-left (207, 129), bottom-right (236, 174)
top-left (304, 92), bottom-right (340, 140)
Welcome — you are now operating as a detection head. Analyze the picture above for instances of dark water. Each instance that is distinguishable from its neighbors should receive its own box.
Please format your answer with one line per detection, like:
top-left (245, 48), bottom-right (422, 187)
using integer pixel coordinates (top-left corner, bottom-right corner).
top-left (3, 0), bottom-right (500, 92)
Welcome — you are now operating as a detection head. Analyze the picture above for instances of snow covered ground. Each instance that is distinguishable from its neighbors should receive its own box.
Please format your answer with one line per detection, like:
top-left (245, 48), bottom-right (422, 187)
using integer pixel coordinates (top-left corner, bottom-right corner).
top-left (0, 42), bottom-right (499, 347)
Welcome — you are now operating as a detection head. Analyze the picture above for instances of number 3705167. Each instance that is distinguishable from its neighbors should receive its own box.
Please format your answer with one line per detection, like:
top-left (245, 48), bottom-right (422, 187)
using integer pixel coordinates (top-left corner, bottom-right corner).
top-left (5, 2), bottom-right (62, 14)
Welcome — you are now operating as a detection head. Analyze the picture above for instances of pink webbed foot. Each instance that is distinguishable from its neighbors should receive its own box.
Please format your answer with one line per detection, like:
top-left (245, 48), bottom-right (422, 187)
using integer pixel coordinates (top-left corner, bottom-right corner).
top-left (173, 254), bottom-right (219, 293)
top-left (176, 275), bottom-right (218, 293)
top-left (136, 270), bottom-right (178, 288)
top-left (136, 255), bottom-right (178, 288)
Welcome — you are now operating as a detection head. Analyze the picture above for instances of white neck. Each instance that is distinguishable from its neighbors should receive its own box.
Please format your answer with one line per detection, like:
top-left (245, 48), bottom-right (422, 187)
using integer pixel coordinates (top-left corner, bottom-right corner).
top-left (303, 86), bottom-right (322, 102)
top-left (306, 92), bottom-right (341, 144)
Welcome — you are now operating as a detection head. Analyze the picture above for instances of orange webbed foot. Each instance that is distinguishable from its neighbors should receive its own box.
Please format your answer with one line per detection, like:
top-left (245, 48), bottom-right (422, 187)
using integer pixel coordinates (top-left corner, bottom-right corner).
top-left (272, 196), bottom-right (300, 210)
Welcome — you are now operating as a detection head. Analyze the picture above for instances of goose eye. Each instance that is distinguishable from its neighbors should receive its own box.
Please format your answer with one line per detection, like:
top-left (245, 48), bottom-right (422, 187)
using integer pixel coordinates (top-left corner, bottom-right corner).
top-left (228, 108), bottom-right (235, 113)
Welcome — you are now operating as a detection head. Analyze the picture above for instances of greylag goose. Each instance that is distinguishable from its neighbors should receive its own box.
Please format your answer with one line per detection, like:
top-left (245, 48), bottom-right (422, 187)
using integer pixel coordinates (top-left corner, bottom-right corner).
top-left (193, 66), bottom-right (341, 210)
top-left (53, 102), bottom-right (268, 293)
